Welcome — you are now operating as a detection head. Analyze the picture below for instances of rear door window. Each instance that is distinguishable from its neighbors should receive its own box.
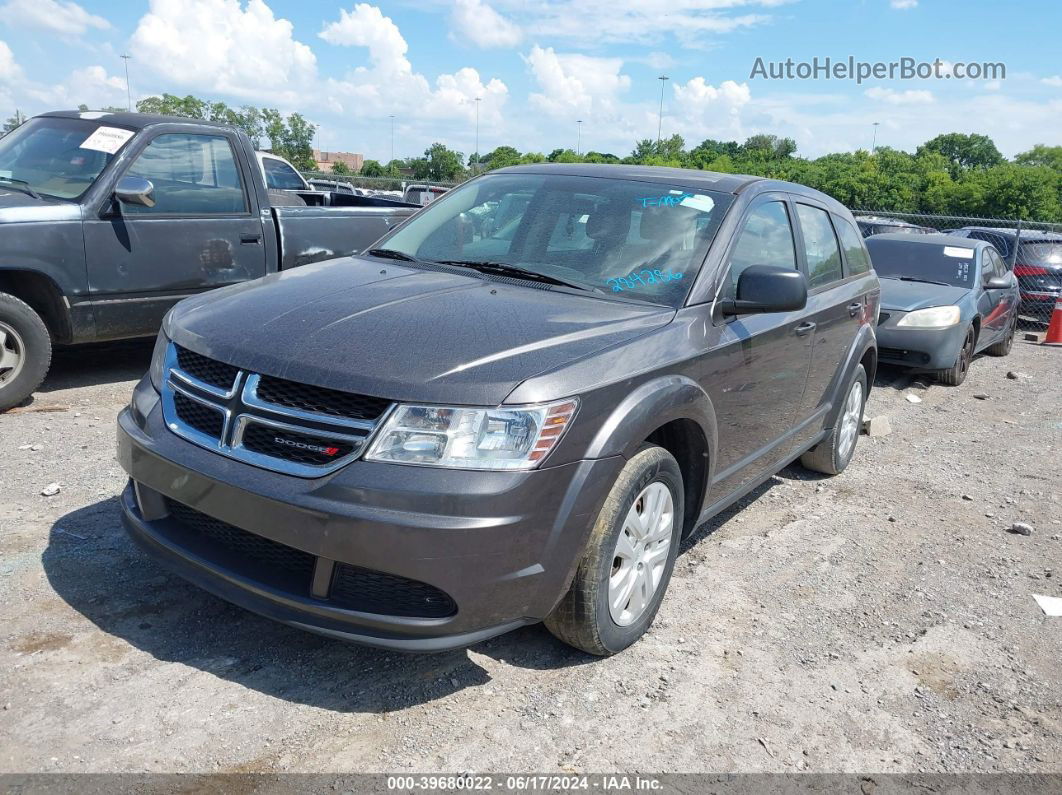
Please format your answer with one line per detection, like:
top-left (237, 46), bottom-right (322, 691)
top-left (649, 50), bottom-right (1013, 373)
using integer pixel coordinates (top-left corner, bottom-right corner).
top-left (835, 216), bottom-right (872, 275)
top-left (796, 204), bottom-right (843, 289)
top-left (263, 157), bottom-right (305, 190)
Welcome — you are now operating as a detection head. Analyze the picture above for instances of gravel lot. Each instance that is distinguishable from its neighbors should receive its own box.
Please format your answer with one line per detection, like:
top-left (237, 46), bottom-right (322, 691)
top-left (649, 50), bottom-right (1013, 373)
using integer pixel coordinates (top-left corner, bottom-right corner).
top-left (1, 336), bottom-right (1059, 774)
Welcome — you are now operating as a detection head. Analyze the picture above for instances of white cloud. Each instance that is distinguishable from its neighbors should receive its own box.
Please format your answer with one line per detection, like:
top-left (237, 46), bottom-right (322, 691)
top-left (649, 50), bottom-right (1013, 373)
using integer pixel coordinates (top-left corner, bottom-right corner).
top-left (524, 45), bottom-right (630, 119)
top-left (451, 0), bottom-right (522, 48)
top-left (890, 0), bottom-right (918, 9)
top-left (320, 4), bottom-right (508, 124)
top-left (865, 86), bottom-right (934, 105)
top-left (1041, 75), bottom-right (1062, 87)
top-left (0, 38), bottom-right (20, 83)
top-left (0, 0), bottom-right (109, 36)
top-left (130, 0), bottom-right (316, 103)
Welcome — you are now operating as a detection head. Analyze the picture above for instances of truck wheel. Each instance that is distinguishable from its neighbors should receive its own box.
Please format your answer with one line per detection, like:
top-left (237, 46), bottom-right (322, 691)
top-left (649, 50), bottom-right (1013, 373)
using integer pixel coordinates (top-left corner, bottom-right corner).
top-left (0, 292), bottom-right (52, 412)
top-left (800, 364), bottom-right (867, 476)
top-left (545, 445), bottom-right (684, 656)
top-left (937, 326), bottom-right (975, 386)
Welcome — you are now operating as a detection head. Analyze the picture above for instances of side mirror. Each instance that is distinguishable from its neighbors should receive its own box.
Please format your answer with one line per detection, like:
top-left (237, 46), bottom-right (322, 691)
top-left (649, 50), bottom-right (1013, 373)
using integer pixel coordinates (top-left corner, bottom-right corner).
top-left (720, 265), bottom-right (808, 316)
top-left (114, 176), bottom-right (155, 208)
top-left (984, 274), bottom-right (1012, 290)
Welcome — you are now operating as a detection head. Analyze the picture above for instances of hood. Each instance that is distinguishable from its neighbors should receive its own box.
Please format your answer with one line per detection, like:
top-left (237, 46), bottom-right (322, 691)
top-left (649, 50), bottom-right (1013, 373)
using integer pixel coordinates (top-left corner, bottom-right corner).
top-left (878, 278), bottom-right (970, 312)
top-left (168, 256), bottom-right (674, 405)
top-left (0, 188), bottom-right (81, 224)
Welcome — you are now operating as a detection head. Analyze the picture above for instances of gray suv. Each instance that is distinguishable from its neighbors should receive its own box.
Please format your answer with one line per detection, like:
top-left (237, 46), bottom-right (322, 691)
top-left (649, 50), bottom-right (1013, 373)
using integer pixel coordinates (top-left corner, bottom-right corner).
top-left (117, 164), bottom-right (879, 655)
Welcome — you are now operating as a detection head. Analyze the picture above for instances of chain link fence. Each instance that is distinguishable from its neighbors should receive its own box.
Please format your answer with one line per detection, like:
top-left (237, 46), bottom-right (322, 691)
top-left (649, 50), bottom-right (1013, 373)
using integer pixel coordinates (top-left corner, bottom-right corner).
top-left (852, 209), bottom-right (1062, 326)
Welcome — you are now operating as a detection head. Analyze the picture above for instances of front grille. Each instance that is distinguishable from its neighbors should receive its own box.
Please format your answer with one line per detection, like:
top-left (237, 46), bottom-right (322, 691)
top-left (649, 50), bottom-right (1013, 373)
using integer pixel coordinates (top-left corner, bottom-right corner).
top-left (331, 563), bottom-right (457, 618)
top-left (163, 498), bottom-right (316, 591)
top-left (173, 391), bottom-right (224, 438)
top-left (161, 343), bottom-right (393, 477)
top-left (256, 375), bottom-right (391, 422)
top-left (241, 423), bottom-right (356, 466)
top-left (159, 497), bottom-right (458, 619)
top-left (175, 346), bottom-right (239, 391)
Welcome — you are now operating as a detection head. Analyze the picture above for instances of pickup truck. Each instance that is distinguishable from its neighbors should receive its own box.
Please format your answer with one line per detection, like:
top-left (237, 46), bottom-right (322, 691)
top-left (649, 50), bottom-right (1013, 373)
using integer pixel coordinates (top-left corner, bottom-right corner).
top-left (0, 110), bottom-right (417, 410)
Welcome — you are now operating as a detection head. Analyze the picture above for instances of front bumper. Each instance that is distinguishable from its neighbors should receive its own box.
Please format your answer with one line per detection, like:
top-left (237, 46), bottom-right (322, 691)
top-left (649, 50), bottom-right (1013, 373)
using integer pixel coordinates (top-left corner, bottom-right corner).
top-left (875, 313), bottom-right (966, 371)
top-left (117, 377), bottom-right (623, 652)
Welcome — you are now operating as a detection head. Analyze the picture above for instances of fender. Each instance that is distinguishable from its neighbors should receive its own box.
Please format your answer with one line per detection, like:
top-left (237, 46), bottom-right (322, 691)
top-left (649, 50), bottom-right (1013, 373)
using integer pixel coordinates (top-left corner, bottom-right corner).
top-left (584, 373), bottom-right (719, 475)
top-left (822, 323), bottom-right (877, 430)
top-left (0, 266), bottom-right (79, 343)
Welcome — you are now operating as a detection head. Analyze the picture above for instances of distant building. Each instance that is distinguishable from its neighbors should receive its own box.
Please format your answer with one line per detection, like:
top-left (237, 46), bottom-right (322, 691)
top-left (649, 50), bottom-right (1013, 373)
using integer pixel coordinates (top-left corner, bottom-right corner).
top-left (312, 149), bottom-right (364, 173)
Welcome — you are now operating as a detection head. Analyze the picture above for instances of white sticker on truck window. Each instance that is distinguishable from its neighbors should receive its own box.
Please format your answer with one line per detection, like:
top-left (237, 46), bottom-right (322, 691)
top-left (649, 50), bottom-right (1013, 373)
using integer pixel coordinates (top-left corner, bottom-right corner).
top-left (943, 246), bottom-right (974, 259)
top-left (678, 194), bottom-right (716, 213)
top-left (79, 126), bottom-right (135, 155)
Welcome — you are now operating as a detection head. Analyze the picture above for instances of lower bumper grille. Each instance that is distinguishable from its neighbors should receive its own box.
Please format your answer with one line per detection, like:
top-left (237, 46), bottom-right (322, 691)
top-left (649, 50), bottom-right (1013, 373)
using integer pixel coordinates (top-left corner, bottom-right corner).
top-left (159, 497), bottom-right (456, 619)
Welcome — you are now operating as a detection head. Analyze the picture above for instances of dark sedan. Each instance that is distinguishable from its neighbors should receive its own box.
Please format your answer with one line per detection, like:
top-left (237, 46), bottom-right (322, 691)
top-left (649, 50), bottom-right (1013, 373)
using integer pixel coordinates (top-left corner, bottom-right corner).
top-left (867, 234), bottom-right (1019, 385)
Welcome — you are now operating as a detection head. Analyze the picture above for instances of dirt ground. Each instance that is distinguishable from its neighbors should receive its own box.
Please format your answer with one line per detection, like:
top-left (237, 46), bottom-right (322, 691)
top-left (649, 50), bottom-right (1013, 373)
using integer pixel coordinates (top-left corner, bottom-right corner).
top-left (1, 335), bottom-right (1059, 775)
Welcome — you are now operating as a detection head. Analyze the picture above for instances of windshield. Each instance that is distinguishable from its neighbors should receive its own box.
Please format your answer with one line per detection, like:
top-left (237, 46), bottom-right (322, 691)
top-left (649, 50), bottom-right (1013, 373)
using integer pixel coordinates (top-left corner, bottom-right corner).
top-left (867, 240), bottom-right (977, 288)
top-left (378, 173), bottom-right (732, 307)
top-left (0, 116), bottom-right (134, 199)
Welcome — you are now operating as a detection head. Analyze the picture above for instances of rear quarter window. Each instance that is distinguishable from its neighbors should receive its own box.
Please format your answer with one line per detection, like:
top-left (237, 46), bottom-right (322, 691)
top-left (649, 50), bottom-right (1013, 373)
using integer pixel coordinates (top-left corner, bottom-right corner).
top-left (835, 216), bottom-right (872, 275)
top-left (796, 204), bottom-right (843, 288)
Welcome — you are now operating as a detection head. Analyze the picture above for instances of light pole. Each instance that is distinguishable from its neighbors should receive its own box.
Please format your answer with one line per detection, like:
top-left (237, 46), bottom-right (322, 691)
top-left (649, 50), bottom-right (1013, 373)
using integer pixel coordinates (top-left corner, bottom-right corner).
top-left (871, 121), bottom-right (880, 153)
top-left (576, 119), bottom-right (582, 155)
top-left (474, 97), bottom-right (481, 174)
top-left (314, 124), bottom-right (320, 156)
top-left (656, 75), bottom-right (669, 147)
top-left (120, 54), bottom-right (132, 111)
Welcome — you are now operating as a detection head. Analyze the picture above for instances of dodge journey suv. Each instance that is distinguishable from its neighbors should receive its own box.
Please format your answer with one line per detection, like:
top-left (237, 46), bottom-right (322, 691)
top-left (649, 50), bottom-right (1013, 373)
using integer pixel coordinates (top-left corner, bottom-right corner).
top-left (117, 164), bottom-right (879, 655)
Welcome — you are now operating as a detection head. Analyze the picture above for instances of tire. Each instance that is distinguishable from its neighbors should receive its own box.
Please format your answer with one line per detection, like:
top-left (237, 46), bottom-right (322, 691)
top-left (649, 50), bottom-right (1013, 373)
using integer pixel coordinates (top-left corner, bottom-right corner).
top-left (937, 326), bottom-right (975, 386)
top-left (266, 188), bottom-right (306, 207)
top-left (984, 317), bottom-right (1015, 357)
top-left (800, 364), bottom-right (867, 476)
top-left (545, 445), bottom-right (684, 656)
top-left (0, 292), bottom-right (52, 412)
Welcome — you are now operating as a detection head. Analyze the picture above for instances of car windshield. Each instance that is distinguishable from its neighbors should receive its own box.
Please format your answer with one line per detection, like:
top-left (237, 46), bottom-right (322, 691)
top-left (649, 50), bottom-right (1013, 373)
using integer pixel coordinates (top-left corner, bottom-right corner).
top-left (0, 116), bottom-right (134, 200)
top-left (377, 172), bottom-right (732, 307)
top-left (867, 240), bottom-right (977, 288)
top-left (1017, 241), bottom-right (1062, 267)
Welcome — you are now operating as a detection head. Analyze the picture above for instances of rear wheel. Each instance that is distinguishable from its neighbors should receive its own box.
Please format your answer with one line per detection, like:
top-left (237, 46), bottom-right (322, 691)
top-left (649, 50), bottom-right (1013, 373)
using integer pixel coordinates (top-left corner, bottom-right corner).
top-left (985, 317), bottom-right (1015, 357)
top-left (938, 327), bottom-right (975, 386)
top-left (545, 445), bottom-right (683, 656)
top-left (800, 364), bottom-right (866, 475)
top-left (0, 292), bottom-right (52, 412)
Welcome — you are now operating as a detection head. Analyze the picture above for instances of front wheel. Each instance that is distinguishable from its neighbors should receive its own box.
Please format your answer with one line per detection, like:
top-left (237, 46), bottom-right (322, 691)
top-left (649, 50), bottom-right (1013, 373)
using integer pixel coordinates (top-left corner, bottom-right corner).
top-left (0, 292), bottom-right (52, 412)
top-left (984, 317), bottom-right (1015, 357)
top-left (800, 364), bottom-right (867, 475)
top-left (545, 445), bottom-right (684, 656)
top-left (937, 327), bottom-right (975, 386)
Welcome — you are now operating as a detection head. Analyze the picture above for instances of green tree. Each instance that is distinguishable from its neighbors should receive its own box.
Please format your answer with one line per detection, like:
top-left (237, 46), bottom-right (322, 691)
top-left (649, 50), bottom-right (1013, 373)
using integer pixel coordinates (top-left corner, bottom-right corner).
top-left (917, 132), bottom-right (1004, 175)
top-left (1014, 144), bottom-right (1062, 173)
top-left (2, 110), bottom-right (26, 135)
top-left (410, 143), bottom-right (465, 181)
top-left (481, 145), bottom-right (521, 170)
top-left (136, 93), bottom-right (208, 119)
top-left (359, 159), bottom-right (383, 177)
top-left (331, 160), bottom-right (353, 176)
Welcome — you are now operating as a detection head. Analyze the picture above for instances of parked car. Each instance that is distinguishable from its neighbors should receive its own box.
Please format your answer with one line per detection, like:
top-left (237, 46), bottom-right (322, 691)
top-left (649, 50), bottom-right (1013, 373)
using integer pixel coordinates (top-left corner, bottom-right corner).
top-left (116, 164), bottom-right (879, 656)
top-left (255, 151), bottom-right (312, 193)
top-left (403, 183), bottom-right (449, 205)
top-left (945, 226), bottom-right (1062, 320)
top-left (0, 110), bottom-right (417, 410)
top-left (855, 215), bottom-right (935, 238)
top-left (868, 233), bottom-right (1018, 385)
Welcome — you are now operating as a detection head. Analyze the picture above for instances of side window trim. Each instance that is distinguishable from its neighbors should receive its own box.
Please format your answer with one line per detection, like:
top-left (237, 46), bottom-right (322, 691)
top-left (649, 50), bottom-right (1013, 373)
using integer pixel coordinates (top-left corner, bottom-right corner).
top-left (118, 131), bottom-right (252, 218)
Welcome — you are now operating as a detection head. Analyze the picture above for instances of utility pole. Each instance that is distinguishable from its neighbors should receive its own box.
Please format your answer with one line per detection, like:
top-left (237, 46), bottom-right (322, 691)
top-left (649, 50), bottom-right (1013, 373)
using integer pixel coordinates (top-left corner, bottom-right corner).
top-left (656, 75), bottom-right (669, 147)
top-left (474, 97), bottom-right (481, 174)
top-left (871, 121), bottom-right (880, 153)
top-left (577, 119), bottom-right (582, 155)
top-left (389, 114), bottom-right (395, 167)
top-left (120, 54), bottom-right (132, 111)
top-left (314, 124), bottom-right (321, 156)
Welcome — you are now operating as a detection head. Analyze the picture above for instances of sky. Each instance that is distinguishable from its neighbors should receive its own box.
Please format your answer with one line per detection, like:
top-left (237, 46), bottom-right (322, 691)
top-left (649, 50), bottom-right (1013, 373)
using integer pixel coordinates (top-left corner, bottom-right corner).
top-left (0, 0), bottom-right (1060, 163)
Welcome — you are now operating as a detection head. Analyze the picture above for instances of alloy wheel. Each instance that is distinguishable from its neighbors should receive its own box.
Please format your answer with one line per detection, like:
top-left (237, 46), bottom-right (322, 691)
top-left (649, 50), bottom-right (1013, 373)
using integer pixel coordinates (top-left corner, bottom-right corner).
top-left (838, 378), bottom-right (863, 461)
top-left (0, 321), bottom-right (25, 386)
top-left (609, 482), bottom-right (674, 626)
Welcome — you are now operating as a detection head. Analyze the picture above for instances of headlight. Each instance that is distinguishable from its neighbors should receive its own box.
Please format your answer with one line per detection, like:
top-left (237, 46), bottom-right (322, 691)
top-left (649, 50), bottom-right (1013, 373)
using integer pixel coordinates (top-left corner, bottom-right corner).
top-left (364, 399), bottom-right (578, 470)
top-left (896, 306), bottom-right (961, 328)
top-left (148, 329), bottom-right (169, 391)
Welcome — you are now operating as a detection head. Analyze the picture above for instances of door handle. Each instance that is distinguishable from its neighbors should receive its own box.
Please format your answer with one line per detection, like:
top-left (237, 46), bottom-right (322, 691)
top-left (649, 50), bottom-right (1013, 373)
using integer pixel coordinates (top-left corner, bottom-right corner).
top-left (240, 233), bottom-right (262, 244)
top-left (794, 321), bottom-right (816, 337)
top-left (847, 302), bottom-right (862, 318)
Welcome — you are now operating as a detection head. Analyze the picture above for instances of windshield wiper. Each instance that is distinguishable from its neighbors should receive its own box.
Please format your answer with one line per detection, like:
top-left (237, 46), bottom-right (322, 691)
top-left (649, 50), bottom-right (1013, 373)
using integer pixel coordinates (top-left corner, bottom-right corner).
top-left (365, 248), bottom-right (418, 262)
top-left (435, 260), bottom-right (600, 293)
top-left (887, 276), bottom-right (952, 287)
top-left (0, 176), bottom-right (40, 200)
